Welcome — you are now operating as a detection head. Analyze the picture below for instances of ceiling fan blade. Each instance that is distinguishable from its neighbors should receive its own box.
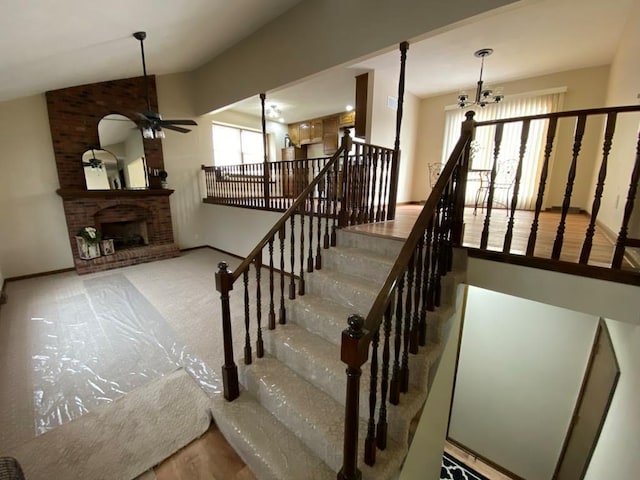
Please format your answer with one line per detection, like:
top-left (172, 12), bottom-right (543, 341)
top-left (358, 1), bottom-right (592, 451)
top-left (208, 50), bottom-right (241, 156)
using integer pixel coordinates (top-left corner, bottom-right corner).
top-left (160, 119), bottom-right (198, 126)
top-left (162, 124), bottom-right (192, 134)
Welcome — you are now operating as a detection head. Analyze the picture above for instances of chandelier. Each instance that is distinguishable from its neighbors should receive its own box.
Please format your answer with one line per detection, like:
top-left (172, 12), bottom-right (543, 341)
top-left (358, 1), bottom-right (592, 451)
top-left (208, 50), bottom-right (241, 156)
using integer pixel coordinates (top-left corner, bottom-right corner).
top-left (267, 104), bottom-right (282, 119)
top-left (457, 48), bottom-right (504, 108)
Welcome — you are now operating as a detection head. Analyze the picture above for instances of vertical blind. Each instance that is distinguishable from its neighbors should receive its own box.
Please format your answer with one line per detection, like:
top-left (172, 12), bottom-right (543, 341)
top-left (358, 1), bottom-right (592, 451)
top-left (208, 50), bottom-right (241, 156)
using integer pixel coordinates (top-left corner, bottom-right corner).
top-left (442, 90), bottom-right (564, 210)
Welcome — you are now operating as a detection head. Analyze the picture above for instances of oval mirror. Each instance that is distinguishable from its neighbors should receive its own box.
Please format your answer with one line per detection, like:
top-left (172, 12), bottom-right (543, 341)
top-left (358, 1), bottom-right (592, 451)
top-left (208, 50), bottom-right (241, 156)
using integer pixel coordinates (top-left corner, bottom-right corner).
top-left (84, 114), bottom-right (148, 190)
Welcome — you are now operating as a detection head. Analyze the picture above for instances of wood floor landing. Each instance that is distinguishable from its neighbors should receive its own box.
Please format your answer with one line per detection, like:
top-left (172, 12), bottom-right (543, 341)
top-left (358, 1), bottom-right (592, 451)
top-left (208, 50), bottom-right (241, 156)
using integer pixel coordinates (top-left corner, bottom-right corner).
top-left (154, 423), bottom-right (257, 480)
top-left (346, 205), bottom-right (632, 269)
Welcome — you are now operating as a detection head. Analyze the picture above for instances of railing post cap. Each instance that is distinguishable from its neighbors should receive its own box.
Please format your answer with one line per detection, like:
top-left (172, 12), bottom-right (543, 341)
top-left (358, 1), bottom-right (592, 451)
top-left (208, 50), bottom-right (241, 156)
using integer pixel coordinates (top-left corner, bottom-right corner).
top-left (217, 261), bottom-right (229, 271)
top-left (465, 111), bottom-right (475, 120)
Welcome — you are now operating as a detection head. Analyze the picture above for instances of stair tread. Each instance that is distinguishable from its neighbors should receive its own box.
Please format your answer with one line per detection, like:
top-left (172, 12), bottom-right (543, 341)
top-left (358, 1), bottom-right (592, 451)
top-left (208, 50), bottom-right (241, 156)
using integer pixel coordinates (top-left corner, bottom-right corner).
top-left (211, 392), bottom-right (334, 480)
top-left (328, 245), bottom-right (397, 264)
top-left (241, 355), bottom-right (405, 476)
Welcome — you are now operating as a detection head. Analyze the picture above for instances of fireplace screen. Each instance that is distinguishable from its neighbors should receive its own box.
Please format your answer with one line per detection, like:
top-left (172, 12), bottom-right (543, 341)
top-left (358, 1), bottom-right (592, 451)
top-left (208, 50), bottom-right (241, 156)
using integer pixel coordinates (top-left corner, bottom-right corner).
top-left (101, 220), bottom-right (149, 249)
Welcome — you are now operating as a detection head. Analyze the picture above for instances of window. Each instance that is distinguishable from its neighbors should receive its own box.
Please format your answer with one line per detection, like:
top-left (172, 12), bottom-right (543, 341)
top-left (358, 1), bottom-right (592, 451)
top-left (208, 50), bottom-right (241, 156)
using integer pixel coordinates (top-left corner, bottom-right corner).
top-left (212, 123), bottom-right (265, 166)
top-left (441, 89), bottom-right (564, 210)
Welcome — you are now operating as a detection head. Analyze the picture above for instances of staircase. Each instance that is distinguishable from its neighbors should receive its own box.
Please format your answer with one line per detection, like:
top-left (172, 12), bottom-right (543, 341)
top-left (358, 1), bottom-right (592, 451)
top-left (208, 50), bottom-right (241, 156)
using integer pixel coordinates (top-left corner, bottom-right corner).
top-left (212, 229), bottom-right (467, 479)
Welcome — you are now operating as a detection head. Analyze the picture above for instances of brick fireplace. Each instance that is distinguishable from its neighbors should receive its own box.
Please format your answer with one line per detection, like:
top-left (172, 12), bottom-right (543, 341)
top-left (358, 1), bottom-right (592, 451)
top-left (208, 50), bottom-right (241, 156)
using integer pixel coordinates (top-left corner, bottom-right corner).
top-left (47, 76), bottom-right (180, 274)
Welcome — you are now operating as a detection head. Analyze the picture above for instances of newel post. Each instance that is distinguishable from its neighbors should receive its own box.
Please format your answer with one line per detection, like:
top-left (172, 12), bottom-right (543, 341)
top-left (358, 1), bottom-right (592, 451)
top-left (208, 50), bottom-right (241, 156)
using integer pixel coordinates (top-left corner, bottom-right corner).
top-left (387, 41), bottom-right (409, 221)
top-left (452, 110), bottom-right (476, 246)
top-left (215, 261), bottom-right (239, 401)
top-left (339, 129), bottom-right (353, 228)
top-left (338, 314), bottom-right (369, 480)
top-left (260, 93), bottom-right (271, 207)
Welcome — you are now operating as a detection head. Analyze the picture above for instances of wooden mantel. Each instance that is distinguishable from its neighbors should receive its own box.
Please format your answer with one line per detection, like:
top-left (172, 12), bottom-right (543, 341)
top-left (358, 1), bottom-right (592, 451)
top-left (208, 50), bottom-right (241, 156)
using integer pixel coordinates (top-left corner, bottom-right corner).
top-left (56, 188), bottom-right (174, 200)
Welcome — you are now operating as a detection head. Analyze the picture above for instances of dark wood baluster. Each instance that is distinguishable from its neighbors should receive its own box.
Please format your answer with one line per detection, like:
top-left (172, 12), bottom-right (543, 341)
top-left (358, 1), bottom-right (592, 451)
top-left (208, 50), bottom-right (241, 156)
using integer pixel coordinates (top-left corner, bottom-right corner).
top-left (389, 271), bottom-right (405, 405)
top-left (581, 113), bottom-right (617, 264)
top-left (216, 261), bottom-right (239, 401)
top-left (255, 253), bottom-right (264, 358)
top-left (376, 302), bottom-right (392, 450)
top-left (352, 145), bottom-right (361, 225)
top-left (420, 217), bottom-right (433, 345)
top-left (243, 269), bottom-right (252, 365)
top-left (356, 144), bottom-right (365, 224)
top-left (553, 115), bottom-right (587, 259)
top-left (480, 123), bottom-right (504, 249)
top-left (527, 117), bottom-right (558, 256)
top-left (410, 233), bottom-right (424, 354)
top-left (316, 161), bottom-right (323, 269)
top-left (503, 120), bottom-right (530, 253)
top-left (324, 169), bottom-right (331, 249)
top-left (381, 150), bottom-right (390, 221)
top-left (369, 148), bottom-right (379, 223)
top-left (276, 161), bottom-right (282, 210)
top-left (364, 326), bottom-right (379, 466)
top-left (612, 129), bottom-right (640, 268)
top-left (268, 238), bottom-right (276, 329)
top-left (308, 179), bottom-right (315, 273)
top-left (278, 226), bottom-right (286, 324)
top-left (430, 201), bottom-right (442, 309)
top-left (331, 164), bottom-right (339, 246)
top-left (400, 253), bottom-right (414, 393)
top-left (298, 208), bottom-right (306, 294)
top-left (240, 164), bottom-right (246, 206)
top-left (289, 215), bottom-right (297, 299)
top-left (375, 150), bottom-right (384, 222)
top-left (358, 145), bottom-right (368, 224)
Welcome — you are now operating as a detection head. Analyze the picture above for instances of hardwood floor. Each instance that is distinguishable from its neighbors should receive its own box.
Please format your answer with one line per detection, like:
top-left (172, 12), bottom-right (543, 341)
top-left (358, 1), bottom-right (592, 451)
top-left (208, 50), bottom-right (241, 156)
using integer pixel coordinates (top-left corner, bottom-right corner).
top-left (347, 205), bottom-right (631, 269)
top-left (154, 423), bottom-right (257, 480)
top-left (445, 440), bottom-right (515, 480)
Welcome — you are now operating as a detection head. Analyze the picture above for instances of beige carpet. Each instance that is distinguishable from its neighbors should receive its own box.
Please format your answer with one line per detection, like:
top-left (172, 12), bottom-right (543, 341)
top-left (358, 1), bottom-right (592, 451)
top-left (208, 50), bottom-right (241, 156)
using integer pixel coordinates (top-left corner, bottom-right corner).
top-left (0, 249), bottom-right (255, 479)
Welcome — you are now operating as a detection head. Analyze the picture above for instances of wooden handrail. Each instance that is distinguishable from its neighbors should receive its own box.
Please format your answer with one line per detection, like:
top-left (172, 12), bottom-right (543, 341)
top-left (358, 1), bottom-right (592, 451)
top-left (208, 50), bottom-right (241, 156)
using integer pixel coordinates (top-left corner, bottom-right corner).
top-left (230, 139), bottom-right (349, 283)
top-left (362, 130), bottom-right (471, 334)
top-left (475, 104), bottom-right (640, 127)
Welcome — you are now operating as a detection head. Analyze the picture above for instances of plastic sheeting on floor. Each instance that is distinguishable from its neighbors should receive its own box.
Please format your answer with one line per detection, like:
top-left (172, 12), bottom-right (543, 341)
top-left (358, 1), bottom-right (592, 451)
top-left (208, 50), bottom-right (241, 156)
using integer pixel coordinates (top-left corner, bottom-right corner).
top-left (31, 273), bottom-right (219, 435)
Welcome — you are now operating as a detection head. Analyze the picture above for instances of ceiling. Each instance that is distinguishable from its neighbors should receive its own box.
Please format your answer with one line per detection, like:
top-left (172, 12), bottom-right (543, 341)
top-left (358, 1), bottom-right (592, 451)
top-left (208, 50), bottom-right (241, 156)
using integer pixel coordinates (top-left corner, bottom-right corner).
top-left (0, 0), bottom-right (634, 122)
top-left (0, 0), bottom-right (304, 102)
top-left (228, 0), bottom-right (635, 124)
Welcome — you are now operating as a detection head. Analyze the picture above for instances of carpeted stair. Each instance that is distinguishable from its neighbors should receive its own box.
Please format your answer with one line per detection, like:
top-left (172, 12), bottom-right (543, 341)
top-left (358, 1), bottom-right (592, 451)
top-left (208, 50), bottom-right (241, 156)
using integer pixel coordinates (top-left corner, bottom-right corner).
top-left (214, 229), bottom-right (467, 480)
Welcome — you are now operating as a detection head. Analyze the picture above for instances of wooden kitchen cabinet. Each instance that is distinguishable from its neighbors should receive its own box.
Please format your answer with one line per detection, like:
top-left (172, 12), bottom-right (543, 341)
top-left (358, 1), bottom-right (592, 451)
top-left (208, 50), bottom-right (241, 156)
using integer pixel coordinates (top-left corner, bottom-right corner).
top-left (281, 146), bottom-right (306, 161)
top-left (288, 123), bottom-right (300, 146)
top-left (322, 116), bottom-right (339, 155)
top-left (338, 111), bottom-right (355, 128)
top-left (310, 119), bottom-right (323, 143)
top-left (299, 122), bottom-right (311, 145)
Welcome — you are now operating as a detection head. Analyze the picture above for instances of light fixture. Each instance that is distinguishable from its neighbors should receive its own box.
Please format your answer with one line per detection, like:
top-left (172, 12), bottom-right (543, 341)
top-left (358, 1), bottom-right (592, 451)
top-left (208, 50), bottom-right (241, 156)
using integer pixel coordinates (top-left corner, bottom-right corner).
top-left (346, 104), bottom-right (354, 112)
top-left (142, 125), bottom-right (165, 139)
top-left (267, 104), bottom-right (281, 119)
top-left (458, 48), bottom-right (504, 108)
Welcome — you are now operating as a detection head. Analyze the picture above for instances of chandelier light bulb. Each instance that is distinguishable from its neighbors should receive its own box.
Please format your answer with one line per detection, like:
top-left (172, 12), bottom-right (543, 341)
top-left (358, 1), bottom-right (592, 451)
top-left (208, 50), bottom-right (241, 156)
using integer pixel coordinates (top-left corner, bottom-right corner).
top-left (457, 48), bottom-right (504, 108)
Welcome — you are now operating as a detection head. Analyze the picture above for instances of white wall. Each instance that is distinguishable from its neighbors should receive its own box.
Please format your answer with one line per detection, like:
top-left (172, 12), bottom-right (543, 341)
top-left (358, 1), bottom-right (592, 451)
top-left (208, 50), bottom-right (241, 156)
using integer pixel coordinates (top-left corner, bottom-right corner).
top-left (592, 1), bottom-right (640, 237)
top-left (414, 66), bottom-right (610, 205)
top-left (400, 285), bottom-right (466, 480)
top-left (191, 0), bottom-right (518, 115)
top-left (449, 287), bottom-right (598, 480)
top-left (0, 94), bottom-right (73, 278)
top-left (368, 69), bottom-right (420, 204)
top-left (584, 320), bottom-right (640, 480)
top-left (467, 257), bottom-right (640, 325)
top-left (156, 73), bottom-right (214, 249)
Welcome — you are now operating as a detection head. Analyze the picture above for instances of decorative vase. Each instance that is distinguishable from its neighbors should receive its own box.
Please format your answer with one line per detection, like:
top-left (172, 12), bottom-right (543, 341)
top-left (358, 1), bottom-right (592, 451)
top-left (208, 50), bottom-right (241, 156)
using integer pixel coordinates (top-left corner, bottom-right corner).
top-left (75, 236), bottom-right (101, 260)
top-left (100, 239), bottom-right (115, 256)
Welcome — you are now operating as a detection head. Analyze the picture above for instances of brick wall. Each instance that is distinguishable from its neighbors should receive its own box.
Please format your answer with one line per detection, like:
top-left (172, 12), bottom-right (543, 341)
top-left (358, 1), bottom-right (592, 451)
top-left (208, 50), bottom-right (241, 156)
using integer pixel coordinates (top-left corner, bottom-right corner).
top-left (47, 76), bottom-right (180, 274)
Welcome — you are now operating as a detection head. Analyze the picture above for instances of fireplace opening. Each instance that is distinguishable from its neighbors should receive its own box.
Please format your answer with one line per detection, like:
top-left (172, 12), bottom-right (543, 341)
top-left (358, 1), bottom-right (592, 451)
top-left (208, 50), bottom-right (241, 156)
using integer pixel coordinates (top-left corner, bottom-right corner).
top-left (101, 220), bottom-right (149, 250)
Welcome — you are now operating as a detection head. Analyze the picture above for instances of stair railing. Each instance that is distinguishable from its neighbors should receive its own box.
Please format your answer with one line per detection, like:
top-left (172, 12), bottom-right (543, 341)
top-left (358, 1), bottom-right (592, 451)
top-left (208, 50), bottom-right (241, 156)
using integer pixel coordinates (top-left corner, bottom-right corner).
top-left (337, 111), bottom-right (475, 480)
top-left (215, 133), bottom-right (349, 400)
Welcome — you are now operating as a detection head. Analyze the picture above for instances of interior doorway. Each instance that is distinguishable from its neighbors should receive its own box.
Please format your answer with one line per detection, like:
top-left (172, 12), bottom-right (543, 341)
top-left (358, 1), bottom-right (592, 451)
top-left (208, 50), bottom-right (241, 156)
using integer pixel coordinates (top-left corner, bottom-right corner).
top-left (553, 320), bottom-right (620, 479)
